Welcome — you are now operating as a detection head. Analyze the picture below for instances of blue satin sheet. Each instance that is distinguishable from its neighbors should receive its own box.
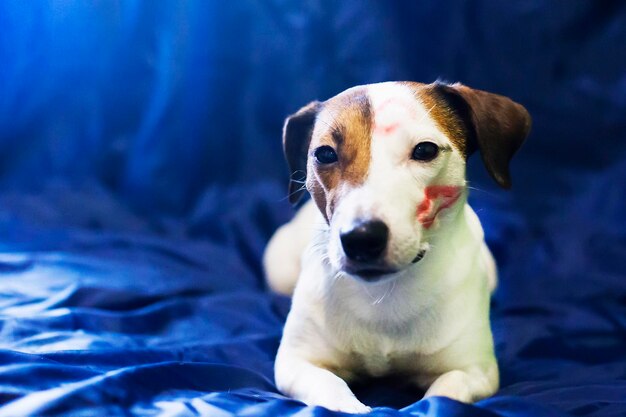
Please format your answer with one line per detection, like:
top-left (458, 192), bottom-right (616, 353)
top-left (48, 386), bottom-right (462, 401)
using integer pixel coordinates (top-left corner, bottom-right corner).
top-left (0, 1), bottom-right (625, 416)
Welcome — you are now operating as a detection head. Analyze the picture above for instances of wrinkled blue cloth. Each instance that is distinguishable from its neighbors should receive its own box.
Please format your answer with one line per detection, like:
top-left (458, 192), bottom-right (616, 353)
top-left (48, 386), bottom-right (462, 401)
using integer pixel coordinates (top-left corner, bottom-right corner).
top-left (0, 1), bottom-right (625, 416)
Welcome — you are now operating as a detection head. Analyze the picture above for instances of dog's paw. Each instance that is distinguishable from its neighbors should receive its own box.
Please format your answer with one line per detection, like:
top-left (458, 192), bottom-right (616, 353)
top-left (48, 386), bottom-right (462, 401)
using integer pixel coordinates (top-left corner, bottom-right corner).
top-left (423, 370), bottom-right (472, 403)
top-left (422, 365), bottom-right (499, 404)
top-left (306, 387), bottom-right (371, 414)
top-left (317, 397), bottom-right (371, 414)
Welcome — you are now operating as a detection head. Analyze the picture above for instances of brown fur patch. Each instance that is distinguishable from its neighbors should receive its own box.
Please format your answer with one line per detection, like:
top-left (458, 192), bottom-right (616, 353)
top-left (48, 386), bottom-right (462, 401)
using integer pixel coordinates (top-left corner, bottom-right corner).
top-left (402, 82), bottom-right (471, 157)
top-left (306, 87), bottom-right (373, 221)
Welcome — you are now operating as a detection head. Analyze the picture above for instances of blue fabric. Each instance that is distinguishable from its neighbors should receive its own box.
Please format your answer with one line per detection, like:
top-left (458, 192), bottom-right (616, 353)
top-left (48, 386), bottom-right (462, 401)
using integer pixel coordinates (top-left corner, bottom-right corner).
top-left (0, 1), bottom-right (625, 416)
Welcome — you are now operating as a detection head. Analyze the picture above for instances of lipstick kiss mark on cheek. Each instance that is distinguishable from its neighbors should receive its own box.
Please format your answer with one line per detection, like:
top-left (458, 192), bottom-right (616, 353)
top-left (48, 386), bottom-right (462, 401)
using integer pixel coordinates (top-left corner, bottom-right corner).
top-left (416, 185), bottom-right (463, 228)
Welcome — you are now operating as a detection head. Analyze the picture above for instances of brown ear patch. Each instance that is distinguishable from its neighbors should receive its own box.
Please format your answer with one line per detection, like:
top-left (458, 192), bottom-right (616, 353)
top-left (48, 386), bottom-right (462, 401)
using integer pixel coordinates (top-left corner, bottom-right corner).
top-left (441, 83), bottom-right (531, 188)
top-left (283, 101), bottom-right (322, 204)
top-left (405, 81), bottom-right (532, 189)
top-left (403, 81), bottom-right (472, 157)
top-left (307, 87), bottom-right (373, 221)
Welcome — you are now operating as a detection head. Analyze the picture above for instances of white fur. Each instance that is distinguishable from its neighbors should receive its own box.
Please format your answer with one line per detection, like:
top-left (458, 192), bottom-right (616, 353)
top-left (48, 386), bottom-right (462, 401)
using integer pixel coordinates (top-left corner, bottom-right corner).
top-left (265, 82), bottom-right (498, 413)
top-left (264, 201), bottom-right (320, 294)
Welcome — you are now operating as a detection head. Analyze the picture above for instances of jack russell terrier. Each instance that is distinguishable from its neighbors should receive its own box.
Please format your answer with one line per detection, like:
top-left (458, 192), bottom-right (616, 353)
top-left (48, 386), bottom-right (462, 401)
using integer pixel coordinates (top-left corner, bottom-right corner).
top-left (264, 81), bottom-right (531, 413)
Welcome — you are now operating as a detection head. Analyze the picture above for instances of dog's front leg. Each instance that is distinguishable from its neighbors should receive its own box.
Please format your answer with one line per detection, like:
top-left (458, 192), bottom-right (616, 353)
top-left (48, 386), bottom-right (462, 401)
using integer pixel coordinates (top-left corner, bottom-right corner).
top-left (275, 350), bottom-right (371, 414)
top-left (422, 363), bottom-right (499, 403)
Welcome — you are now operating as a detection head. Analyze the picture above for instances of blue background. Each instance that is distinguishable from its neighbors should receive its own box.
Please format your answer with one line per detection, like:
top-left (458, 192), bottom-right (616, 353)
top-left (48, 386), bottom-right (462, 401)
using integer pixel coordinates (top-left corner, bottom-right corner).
top-left (0, 1), bottom-right (625, 416)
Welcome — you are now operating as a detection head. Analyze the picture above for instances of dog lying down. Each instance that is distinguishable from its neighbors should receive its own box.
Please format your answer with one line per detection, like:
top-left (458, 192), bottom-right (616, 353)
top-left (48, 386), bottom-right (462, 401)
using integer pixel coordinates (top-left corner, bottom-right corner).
top-left (264, 81), bottom-right (531, 413)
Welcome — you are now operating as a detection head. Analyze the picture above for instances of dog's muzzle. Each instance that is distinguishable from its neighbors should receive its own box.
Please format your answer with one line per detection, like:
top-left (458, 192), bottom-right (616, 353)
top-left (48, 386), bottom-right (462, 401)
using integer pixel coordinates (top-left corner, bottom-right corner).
top-left (340, 219), bottom-right (388, 263)
top-left (340, 219), bottom-right (395, 281)
top-left (339, 219), bottom-right (429, 282)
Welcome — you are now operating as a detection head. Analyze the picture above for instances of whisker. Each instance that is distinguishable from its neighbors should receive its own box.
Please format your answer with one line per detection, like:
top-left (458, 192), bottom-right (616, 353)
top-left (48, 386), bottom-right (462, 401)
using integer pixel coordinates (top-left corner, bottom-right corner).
top-left (316, 117), bottom-right (334, 130)
top-left (360, 281), bottom-right (377, 303)
top-left (416, 103), bottom-right (438, 125)
top-left (280, 184), bottom-right (307, 202)
top-left (289, 169), bottom-right (306, 179)
top-left (316, 108), bottom-right (341, 131)
top-left (373, 279), bottom-right (396, 305)
top-left (465, 182), bottom-right (497, 197)
top-left (327, 270), bottom-right (345, 292)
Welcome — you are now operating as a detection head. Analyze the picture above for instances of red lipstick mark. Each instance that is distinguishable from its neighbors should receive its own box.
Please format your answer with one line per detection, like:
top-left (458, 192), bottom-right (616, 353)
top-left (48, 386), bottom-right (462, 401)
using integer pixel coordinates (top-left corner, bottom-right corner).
top-left (375, 97), bottom-right (417, 115)
top-left (375, 122), bottom-right (399, 135)
top-left (373, 97), bottom-right (418, 137)
top-left (416, 185), bottom-right (463, 228)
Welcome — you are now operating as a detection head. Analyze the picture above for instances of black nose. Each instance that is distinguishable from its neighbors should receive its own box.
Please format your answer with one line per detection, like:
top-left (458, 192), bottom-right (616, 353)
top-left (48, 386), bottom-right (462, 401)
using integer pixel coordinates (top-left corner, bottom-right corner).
top-left (340, 220), bottom-right (389, 263)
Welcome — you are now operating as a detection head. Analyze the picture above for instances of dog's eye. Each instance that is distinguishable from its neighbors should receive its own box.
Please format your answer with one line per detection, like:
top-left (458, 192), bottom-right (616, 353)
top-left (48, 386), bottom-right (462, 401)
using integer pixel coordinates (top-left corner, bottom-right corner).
top-left (314, 146), bottom-right (338, 164)
top-left (411, 142), bottom-right (439, 162)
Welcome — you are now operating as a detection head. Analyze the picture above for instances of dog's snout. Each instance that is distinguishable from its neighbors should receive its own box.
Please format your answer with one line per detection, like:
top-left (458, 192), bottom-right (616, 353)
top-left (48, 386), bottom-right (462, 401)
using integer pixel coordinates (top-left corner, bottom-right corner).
top-left (340, 220), bottom-right (389, 263)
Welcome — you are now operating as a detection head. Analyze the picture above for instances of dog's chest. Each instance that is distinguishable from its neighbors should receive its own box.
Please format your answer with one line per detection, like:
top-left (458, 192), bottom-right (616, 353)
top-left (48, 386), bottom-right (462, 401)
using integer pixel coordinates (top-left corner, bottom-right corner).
top-left (345, 338), bottom-right (421, 377)
top-left (317, 278), bottom-right (450, 377)
top-left (327, 312), bottom-right (438, 378)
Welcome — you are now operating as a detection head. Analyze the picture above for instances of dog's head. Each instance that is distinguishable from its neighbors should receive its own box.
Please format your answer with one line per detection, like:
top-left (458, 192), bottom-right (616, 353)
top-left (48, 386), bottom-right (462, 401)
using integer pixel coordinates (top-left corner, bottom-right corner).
top-left (283, 81), bottom-right (531, 282)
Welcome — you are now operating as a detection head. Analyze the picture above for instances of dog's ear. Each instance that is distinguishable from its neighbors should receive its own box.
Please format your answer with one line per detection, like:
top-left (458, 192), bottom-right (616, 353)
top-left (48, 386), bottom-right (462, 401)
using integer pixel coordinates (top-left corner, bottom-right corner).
top-left (283, 101), bottom-right (322, 204)
top-left (434, 83), bottom-right (531, 189)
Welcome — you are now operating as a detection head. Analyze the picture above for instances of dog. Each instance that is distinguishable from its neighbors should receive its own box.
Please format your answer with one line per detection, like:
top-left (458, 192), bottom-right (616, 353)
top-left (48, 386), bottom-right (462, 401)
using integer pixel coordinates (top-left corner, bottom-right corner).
top-left (263, 81), bottom-right (531, 413)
